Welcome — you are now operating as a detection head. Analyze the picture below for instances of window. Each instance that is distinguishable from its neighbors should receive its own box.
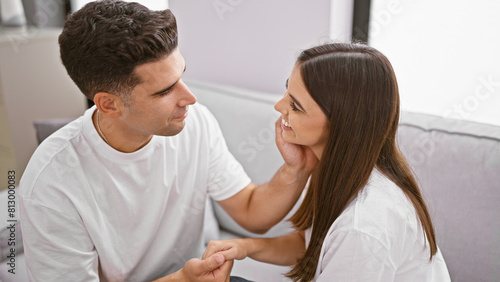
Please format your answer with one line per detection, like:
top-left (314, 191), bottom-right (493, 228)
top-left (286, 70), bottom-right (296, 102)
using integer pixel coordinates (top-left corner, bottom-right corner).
top-left (368, 0), bottom-right (500, 126)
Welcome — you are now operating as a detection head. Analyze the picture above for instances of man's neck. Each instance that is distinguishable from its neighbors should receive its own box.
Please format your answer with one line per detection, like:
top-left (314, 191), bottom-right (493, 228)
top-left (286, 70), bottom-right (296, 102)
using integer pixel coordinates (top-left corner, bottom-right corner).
top-left (92, 110), bottom-right (153, 153)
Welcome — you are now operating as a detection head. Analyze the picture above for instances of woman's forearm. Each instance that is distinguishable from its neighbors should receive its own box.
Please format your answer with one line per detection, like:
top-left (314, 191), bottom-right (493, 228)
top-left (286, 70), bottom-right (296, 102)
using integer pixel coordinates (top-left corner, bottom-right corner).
top-left (243, 231), bottom-right (306, 266)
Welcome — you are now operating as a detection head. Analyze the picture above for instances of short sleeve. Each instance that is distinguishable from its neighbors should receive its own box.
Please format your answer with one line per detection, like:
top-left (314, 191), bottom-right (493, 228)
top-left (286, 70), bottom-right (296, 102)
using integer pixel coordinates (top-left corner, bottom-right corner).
top-left (316, 229), bottom-right (396, 282)
top-left (20, 198), bottom-right (99, 282)
top-left (201, 106), bottom-right (251, 201)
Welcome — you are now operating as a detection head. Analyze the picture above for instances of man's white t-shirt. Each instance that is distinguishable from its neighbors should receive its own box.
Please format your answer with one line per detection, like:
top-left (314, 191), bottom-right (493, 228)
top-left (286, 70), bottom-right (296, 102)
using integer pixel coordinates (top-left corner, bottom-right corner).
top-left (19, 104), bottom-right (251, 282)
top-left (306, 169), bottom-right (451, 281)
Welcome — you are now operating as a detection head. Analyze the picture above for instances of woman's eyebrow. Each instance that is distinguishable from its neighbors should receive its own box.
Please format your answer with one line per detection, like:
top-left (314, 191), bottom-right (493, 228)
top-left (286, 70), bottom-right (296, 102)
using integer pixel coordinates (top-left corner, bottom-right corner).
top-left (289, 94), bottom-right (306, 112)
top-left (286, 78), bottom-right (306, 112)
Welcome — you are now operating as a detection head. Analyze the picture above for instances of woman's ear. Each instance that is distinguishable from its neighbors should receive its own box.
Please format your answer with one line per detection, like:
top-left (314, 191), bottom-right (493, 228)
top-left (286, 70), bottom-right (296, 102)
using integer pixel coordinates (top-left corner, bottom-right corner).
top-left (93, 92), bottom-right (123, 118)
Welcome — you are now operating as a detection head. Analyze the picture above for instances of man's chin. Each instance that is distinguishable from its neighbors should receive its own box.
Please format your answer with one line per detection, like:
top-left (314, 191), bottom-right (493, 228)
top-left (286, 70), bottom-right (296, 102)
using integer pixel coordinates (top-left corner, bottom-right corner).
top-left (158, 121), bottom-right (186, 137)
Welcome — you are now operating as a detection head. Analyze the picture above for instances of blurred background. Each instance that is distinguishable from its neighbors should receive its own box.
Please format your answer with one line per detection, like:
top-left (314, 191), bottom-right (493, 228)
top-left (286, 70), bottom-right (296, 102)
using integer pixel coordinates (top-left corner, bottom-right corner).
top-left (1, 0), bottom-right (499, 183)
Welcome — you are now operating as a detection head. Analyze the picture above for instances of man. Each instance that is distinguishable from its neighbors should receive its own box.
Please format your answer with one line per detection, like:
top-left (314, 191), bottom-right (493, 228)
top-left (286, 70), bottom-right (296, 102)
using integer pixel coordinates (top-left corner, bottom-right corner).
top-left (19, 1), bottom-right (317, 281)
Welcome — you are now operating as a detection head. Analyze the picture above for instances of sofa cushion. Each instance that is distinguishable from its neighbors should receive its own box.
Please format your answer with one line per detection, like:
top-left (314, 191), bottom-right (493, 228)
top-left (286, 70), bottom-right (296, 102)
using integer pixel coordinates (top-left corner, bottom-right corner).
top-left (398, 112), bottom-right (500, 281)
top-left (0, 252), bottom-right (28, 282)
top-left (0, 188), bottom-right (23, 260)
top-left (33, 118), bottom-right (75, 144)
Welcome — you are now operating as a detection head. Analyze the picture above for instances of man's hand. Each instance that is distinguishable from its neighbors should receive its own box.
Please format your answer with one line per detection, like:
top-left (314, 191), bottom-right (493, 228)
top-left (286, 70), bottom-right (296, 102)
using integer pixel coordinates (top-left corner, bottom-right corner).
top-left (275, 118), bottom-right (318, 172)
top-left (181, 253), bottom-right (233, 282)
top-left (157, 254), bottom-right (232, 282)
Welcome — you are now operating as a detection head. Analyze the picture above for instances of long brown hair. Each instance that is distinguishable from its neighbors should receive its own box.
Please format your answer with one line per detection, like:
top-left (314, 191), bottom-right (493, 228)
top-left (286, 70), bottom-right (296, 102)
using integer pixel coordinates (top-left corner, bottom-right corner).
top-left (287, 43), bottom-right (437, 281)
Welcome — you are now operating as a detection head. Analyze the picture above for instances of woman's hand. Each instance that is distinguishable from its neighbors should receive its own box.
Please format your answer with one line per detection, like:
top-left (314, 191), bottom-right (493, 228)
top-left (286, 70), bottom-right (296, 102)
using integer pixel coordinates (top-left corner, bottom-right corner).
top-left (275, 118), bottom-right (319, 173)
top-left (202, 239), bottom-right (250, 262)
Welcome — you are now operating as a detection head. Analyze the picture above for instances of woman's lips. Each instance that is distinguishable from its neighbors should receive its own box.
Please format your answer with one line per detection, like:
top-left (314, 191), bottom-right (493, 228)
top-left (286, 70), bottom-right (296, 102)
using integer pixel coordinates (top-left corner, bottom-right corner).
top-left (281, 118), bottom-right (292, 131)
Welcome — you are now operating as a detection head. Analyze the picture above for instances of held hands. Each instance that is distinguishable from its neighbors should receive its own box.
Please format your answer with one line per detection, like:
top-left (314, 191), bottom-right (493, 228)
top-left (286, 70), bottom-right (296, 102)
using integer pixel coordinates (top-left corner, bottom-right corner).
top-left (178, 253), bottom-right (233, 282)
top-left (275, 118), bottom-right (318, 173)
top-left (203, 239), bottom-right (249, 263)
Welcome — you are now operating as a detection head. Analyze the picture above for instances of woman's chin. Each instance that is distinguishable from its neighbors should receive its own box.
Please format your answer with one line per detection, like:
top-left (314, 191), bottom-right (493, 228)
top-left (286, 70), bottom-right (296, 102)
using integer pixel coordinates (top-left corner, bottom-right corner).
top-left (282, 137), bottom-right (300, 146)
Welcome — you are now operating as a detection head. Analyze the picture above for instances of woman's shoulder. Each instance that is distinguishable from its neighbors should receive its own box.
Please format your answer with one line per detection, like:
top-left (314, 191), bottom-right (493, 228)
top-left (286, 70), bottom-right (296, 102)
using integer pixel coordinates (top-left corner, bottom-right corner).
top-left (358, 168), bottom-right (417, 221)
top-left (328, 169), bottom-right (421, 247)
top-left (316, 169), bottom-right (448, 281)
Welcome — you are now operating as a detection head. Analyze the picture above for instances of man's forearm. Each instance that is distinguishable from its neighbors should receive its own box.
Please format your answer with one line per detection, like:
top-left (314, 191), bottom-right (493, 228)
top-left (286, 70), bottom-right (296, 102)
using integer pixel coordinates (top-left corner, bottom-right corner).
top-left (254, 164), bottom-right (310, 229)
top-left (240, 164), bottom-right (311, 233)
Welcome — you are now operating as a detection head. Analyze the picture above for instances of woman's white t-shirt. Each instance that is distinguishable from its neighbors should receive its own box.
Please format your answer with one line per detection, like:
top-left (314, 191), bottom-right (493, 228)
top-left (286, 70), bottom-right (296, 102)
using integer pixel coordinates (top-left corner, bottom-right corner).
top-left (305, 169), bottom-right (450, 281)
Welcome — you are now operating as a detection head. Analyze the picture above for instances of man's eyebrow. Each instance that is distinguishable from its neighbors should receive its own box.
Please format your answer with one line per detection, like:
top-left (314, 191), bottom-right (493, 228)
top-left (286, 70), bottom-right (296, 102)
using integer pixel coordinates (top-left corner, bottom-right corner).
top-left (152, 65), bottom-right (187, 95)
top-left (289, 94), bottom-right (306, 112)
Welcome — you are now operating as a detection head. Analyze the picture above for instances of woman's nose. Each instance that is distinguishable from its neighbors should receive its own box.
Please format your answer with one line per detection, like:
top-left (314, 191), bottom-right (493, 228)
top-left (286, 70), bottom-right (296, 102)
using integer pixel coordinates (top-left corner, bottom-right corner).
top-left (274, 96), bottom-right (286, 114)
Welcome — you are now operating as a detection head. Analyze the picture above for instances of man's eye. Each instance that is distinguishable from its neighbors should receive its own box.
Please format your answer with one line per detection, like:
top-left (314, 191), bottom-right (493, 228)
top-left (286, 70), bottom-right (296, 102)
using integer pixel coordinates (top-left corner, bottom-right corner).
top-left (159, 89), bottom-right (172, 96)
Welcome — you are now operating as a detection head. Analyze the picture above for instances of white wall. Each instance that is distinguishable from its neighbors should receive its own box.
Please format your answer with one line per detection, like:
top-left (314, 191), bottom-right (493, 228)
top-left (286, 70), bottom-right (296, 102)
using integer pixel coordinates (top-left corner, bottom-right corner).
top-left (369, 0), bottom-right (500, 126)
top-left (170, 0), bottom-right (334, 95)
top-left (0, 0), bottom-right (26, 26)
top-left (71, 1), bottom-right (354, 96)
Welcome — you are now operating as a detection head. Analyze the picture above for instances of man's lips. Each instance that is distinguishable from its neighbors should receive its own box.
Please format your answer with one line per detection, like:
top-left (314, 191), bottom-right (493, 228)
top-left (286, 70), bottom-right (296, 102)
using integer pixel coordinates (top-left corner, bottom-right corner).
top-left (173, 110), bottom-right (188, 120)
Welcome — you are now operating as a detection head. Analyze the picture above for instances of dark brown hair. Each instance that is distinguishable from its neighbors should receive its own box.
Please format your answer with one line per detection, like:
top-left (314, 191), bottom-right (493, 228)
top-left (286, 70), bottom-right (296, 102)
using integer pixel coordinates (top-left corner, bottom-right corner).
top-left (287, 43), bottom-right (437, 281)
top-left (59, 0), bottom-right (178, 101)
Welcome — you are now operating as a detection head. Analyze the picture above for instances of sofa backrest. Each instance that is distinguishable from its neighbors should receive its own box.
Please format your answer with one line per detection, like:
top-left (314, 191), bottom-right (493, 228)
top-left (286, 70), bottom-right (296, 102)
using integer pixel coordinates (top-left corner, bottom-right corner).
top-left (398, 112), bottom-right (500, 282)
top-left (189, 79), bottom-right (500, 281)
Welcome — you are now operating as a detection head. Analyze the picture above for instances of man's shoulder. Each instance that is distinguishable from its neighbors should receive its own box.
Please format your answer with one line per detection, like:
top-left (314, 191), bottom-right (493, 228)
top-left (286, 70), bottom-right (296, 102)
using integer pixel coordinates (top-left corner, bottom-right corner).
top-left (19, 117), bottom-right (88, 199)
top-left (30, 117), bottom-right (86, 164)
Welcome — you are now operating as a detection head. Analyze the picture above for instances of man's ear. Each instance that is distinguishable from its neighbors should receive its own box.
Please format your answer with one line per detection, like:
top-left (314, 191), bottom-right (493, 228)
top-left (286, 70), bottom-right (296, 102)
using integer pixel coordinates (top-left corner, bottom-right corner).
top-left (93, 92), bottom-right (124, 118)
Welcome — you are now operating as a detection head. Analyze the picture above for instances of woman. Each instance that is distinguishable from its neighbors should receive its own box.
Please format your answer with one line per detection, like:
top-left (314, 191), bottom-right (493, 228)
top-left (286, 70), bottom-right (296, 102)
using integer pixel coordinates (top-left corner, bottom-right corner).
top-left (204, 43), bottom-right (450, 281)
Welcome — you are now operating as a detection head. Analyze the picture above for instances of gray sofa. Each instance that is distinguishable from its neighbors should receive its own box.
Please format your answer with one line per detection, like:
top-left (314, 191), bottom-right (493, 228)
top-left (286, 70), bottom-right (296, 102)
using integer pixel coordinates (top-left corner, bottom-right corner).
top-left (1, 80), bottom-right (499, 281)
top-left (191, 80), bottom-right (500, 282)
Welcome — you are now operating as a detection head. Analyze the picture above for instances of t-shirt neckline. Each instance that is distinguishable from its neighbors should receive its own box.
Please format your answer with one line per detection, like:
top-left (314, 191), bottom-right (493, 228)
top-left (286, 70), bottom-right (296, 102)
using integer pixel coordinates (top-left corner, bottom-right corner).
top-left (82, 106), bottom-right (160, 163)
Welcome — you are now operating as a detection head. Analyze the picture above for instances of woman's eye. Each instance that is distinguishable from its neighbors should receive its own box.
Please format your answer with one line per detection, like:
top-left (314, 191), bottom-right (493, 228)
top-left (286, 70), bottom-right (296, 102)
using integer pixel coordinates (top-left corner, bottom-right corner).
top-left (290, 102), bottom-right (300, 111)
